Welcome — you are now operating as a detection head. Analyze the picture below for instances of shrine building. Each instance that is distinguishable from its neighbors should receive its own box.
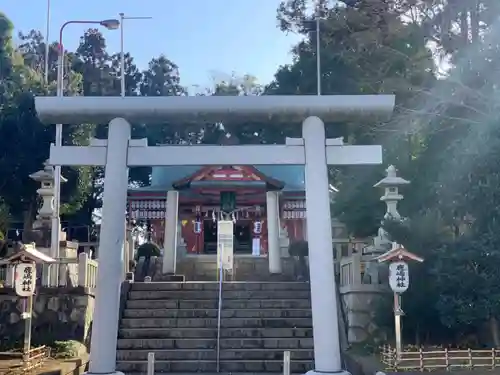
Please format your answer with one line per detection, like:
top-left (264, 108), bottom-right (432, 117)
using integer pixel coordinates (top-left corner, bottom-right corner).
top-left (127, 165), bottom-right (308, 255)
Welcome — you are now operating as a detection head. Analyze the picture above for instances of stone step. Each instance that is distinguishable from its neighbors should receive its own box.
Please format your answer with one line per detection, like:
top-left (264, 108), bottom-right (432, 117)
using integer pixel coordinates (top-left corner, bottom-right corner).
top-left (126, 299), bottom-right (311, 310)
top-left (116, 348), bottom-right (314, 361)
top-left (117, 337), bottom-right (313, 350)
top-left (128, 290), bottom-right (310, 300)
top-left (171, 257), bottom-right (300, 282)
top-left (123, 308), bottom-right (312, 319)
top-left (128, 290), bottom-right (217, 300)
top-left (120, 317), bottom-right (312, 329)
top-left (116, 359), bottom-right (313, 373)
top-left (117, 338), bottom-right (216, 350)
top-left (131, 281), bottom-right (310, 291)
top-left (124, 373), bottom-right (304, 375)
top-left (119, 327), bottom-right (313, 339)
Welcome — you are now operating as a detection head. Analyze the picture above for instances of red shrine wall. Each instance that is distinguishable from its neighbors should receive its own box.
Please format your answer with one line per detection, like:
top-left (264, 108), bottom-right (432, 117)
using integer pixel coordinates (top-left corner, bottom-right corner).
top-left (129, 194), bottom-right (308, 254)
top-left (148, 216), bottom-right (306, 254)
top-left (283, 219), bottom-right (305, 242)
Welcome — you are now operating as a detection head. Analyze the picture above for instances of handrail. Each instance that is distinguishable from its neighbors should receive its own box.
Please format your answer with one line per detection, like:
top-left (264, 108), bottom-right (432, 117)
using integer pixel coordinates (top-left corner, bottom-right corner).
top-left (216, 244), bottom-right (224, 373)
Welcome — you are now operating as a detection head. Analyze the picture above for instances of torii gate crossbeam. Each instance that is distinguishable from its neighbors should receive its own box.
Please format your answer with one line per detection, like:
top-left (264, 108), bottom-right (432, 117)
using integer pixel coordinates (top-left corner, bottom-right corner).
top-left (49, 140), bottom-right (382, 166)
top-left (36, 94), bottom-right (395, 375)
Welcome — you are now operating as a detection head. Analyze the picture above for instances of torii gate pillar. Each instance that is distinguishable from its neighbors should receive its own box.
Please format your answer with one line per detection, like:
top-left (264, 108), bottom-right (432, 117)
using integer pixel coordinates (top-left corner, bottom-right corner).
top-left (303, 116), bottom-right (342, 373)
top-left (88, 118), bottom-right (130, 374)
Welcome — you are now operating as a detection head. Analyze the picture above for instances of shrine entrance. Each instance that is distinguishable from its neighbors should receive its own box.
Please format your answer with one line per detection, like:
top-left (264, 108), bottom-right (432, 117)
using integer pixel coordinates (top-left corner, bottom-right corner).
top-left (202, 219), bottom-right (252, 254)
top-left (203, 220), bottom-right (217, 253)
top-left (234, 220), bottom-right (252, 253)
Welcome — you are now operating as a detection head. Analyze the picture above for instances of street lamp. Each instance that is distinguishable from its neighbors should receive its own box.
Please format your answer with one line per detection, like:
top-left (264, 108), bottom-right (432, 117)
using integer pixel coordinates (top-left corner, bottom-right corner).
top-left (119, 13), bottom-right (153, 97)
top-left (51, 18), bottom-right (119, 282)
top-left (57, 18), bottom-right (120, 97)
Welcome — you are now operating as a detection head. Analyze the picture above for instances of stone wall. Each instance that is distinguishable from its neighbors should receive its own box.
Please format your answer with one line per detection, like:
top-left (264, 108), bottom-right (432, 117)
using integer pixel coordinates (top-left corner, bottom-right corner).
top-left (0, 287), bottom-right (95, 349)
top-left (340, 284), bottom-right (387, 343)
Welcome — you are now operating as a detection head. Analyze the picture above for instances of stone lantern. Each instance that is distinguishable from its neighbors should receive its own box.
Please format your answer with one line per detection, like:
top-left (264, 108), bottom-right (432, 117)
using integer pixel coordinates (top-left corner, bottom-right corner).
top-left (361, 166), bottom-right (411, 314)
top-left (374, 165), bottom-right (410, 221)
top-left (364, 165), bottom-right (410, 256)
top-left (29, 160), bottom-right (67, 229)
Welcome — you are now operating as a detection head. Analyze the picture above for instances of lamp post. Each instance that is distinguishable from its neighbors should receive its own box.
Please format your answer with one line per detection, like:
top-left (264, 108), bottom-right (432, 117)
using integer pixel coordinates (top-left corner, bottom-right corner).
top-left (119, 13), bottom-right (152, 97)
top-left (44, 0), bottom-right (50, 83)
top-left (303, 4), bottom-right (322, 95)
top-left (52, 18), bottom-right (119, 282)
top-left (314, 7), bottom-right (321, 96)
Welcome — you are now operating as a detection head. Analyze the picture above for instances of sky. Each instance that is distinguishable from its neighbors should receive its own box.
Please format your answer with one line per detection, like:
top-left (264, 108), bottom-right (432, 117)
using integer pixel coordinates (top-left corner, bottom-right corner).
top-left (3, 0), bottom-right (302, 90)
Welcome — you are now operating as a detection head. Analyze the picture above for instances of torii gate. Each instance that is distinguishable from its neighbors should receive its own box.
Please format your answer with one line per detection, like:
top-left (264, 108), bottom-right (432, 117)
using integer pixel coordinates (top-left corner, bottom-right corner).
top-left (35, 94), bottom-right (395, 375)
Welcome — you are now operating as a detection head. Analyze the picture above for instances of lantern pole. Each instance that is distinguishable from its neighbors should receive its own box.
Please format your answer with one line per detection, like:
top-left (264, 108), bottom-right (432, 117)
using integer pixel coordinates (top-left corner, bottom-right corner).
top-left (377, 243), bottom-right (424, 362)
top-left (393, 292), bottom-right (403, 359)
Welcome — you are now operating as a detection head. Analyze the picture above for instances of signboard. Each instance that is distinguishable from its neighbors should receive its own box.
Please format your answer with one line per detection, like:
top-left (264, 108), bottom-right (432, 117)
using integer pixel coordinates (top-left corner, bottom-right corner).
top-left (282, 200), bottom-right (307, 219)
top-left (252, 238), bottom-right (261, 256)
top-left (217, 220), bottom-right (234, 272)
top-left (389, 261), bottom-right (409, 293)
top-left (14, 263), bottom-right (37, 297)
top-left (128, 199), bottom-right (166, 219)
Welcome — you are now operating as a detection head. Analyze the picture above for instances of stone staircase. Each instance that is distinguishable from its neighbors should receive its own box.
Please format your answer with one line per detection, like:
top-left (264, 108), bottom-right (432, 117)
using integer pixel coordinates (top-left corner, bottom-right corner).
top-left (116, 281), bottom-right (314, 374)
top-left (155, 256), bottom-right (297, 281)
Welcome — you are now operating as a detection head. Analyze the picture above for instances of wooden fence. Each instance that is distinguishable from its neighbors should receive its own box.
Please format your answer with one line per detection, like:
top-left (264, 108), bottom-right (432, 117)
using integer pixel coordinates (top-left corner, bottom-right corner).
top-left (5, 346), bottom-right (51, 375)
top-left (381, 344), bottom-right (500, 371)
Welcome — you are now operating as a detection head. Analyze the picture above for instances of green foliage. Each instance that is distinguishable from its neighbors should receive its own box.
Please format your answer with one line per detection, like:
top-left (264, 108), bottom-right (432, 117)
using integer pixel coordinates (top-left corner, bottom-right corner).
top-left (273, 0), bottom-right (500, 345)
top-left (0, 14), bottom-right (192, 236)
top-left (52, 340), bottom-right (87, 358)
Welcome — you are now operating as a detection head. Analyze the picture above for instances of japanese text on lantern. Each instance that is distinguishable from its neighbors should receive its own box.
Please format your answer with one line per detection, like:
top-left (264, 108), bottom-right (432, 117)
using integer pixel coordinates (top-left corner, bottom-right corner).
top-left (389, 261), bottom-right (409, 293)
top-left (15, 263), bottom-right (37, 297)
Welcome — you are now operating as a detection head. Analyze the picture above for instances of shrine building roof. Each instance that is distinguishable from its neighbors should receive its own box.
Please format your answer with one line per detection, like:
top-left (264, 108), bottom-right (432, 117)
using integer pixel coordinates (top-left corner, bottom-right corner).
top-left (129, 165), bottom-right (305, 193)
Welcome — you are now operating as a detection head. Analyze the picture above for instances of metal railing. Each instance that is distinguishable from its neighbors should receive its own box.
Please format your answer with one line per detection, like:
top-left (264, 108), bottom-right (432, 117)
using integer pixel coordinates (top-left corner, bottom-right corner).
top-left (216, 245), bottom-right (224, 373)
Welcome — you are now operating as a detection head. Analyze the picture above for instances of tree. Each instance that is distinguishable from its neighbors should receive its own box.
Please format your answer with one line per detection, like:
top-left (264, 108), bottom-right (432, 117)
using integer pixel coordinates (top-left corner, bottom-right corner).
top-left (271, 0), bottom-right (435, 236)
top-left (0, 14), bottom-right (52, 230)
top-left (378, 10), bottom-right (500, 344)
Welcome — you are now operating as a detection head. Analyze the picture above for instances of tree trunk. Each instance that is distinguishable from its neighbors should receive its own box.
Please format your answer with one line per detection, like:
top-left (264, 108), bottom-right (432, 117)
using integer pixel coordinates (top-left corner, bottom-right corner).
top-left (470, 1), bottom-right (480, 44)
top-left (23, 199), bottom-right (36, 236)
top-left (415, 322), bottom-right (420, 347)
top-left (490, 316), bottom-right (500, 347)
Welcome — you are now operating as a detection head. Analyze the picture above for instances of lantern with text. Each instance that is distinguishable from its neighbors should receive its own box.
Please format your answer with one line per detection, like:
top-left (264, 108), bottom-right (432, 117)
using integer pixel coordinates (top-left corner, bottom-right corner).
top-left (3, 243), bottom-right (55, 360)
top-left (15, 263), bottom-right (36, 297)
top-left (389, 261), bottom-right (409, 293)
top-left (194, 220), bottom-right (202, 234)
top-left (253, 220), bottom-right (262, 235)
top-left (377, 243), bottom-right (424, 360)
top-left (252, 207), bottom-right (263, 256)
top-left (194, 206), bottom-right (202, 234)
